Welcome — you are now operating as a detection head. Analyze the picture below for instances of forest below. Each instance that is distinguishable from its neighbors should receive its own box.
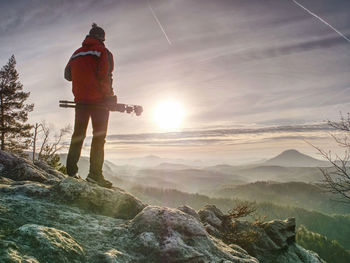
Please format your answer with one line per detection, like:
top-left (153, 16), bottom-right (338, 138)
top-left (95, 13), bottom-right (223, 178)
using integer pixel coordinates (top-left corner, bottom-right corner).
top-left (129, 184), bottom-right (350, 263)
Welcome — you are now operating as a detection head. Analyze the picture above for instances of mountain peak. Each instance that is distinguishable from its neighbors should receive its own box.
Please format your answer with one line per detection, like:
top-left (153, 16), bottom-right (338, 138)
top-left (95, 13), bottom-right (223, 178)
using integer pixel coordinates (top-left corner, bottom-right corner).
top-left (282, 149), bottom-right (302, 154)
top-left (264, 149), bottom-right (325, 167)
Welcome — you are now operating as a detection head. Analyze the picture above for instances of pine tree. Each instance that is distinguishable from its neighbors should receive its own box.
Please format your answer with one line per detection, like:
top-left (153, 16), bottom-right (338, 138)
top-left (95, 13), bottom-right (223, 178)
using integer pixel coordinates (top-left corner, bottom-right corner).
top-left (0, 55), bottom-right (34, 154)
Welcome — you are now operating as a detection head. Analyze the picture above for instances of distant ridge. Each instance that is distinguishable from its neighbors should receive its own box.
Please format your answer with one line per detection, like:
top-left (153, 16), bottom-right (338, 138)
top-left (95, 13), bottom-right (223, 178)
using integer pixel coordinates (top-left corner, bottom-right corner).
top-left (263, 149), bottom-right (326, 167)
top-left (155, 162), bottom-right (193, 170)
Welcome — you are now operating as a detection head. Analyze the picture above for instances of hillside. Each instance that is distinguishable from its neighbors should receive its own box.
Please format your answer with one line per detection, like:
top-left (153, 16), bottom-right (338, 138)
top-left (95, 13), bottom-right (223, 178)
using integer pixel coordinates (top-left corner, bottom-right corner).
top-left (257, 203), bottom-right (350, 250)
top-left (154, 162), bottom-right (194, 170)
top-left (232, 166), bottom-right (323, 183)
top-left (297, 226), bottom-right (350, 263)
top-left (209, 181), bottom-right (350, 214)
top-left (58, 155), bottom-right (248, 192)
top-left (130, 185), bottom-right (350, 251)
top-left (204, 162), bottom-right (325, 184)
top-left (0, 150), bottom-right (325, 262)
top-left (59, 151), bottom-right (327, 193)
top-left (263, 149), bottom-right (327, 167)
top-left (132, 168), bottom-right (247, 193)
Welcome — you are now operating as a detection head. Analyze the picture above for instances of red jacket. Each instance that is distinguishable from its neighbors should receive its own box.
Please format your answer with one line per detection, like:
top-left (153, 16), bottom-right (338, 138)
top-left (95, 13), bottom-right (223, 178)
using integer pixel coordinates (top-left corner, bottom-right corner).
top-left (65, 36), bottom-right (114, 103)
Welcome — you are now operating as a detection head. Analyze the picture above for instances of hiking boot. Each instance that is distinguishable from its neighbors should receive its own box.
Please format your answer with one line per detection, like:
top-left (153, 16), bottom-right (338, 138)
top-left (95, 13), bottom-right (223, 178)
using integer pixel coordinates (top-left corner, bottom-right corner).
top-left (68, 173), bottom-right (82, 180)
top-left (86, 176), bottom-right (98, 184)
top-left (86, 175), bottom-right (113, 189)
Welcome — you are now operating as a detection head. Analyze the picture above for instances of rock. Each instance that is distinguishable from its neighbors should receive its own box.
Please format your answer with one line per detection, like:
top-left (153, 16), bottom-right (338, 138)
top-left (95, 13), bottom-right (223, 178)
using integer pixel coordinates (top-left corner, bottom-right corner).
top-left (0, 157), bottom-right (145, 220)
top-left (198, 205), bottom-right (230, 239)
top-left (0, 197), bottom-right (258, 263)
top-left (128, 206), bottom-right (259, 263)
top-left (220, 217), bottom-right (323, 263)
top-left (236, 218), bottom-right (296, 257)
top-left (0, 193), bottom-right (128, 262)
top-left (0, 151), bottom-right (324, 263)
top-left (0, 151), bottom-right (65, 183)
top-left (34, 160), bottom-right (66, 181)
top-left (0, 240), bottom-right (40, 263)
top-left (177, 205), bottom-right (201, 221)
top-left (275, 244), bottom-right (325, 263)
top-left (250, 218), bottom-right (324, 263)
top-left (53, 177), bottom-right (146, 219)
top-left (92, 248), bottom-right (131, 263)
top-left (198, 205), bottom-right (224, 229)
top-left (0, 176), bottom-right (13, 184)
top-left (130, 206), bottom-right (208, 237)
top-left (1, 224), bottom-right (86, 263)
top-left (260, 218), bottom-right (296, 249)
top-left (0, 181), bottom-right (51, 198)
top-left (229, 244), bottom-right (250, 256)
top-left (196, 205), bottom-right (324, 263)
top-left (204, 223), bottom-right (222, 238)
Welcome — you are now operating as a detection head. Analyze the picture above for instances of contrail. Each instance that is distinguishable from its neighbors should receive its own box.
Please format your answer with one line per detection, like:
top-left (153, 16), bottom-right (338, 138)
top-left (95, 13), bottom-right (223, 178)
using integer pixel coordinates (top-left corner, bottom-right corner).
top-left (293, 0), bottom-right (350, 43)
top-left (147, 0), bottom-right (172, 45)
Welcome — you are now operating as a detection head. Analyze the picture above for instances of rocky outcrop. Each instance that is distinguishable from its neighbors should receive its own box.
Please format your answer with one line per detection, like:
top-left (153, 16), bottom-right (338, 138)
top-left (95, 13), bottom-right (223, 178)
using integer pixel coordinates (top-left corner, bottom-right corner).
top-left (178, 205), bottom-right (201, 221)
top-left (11, 224), bottom-right (85, 262)
top-left (0, 150), bottom-right (324, 262)
top-left (0, 150), bottom-right (145, 220)
top-left (0, 151), bottom-right (65, 183)
top-left (198, 205), bottom-right (325, 263)
top-left (54, 177), bottom-right (145, 219)
top-left (127, 206), bottom-right (258, 262)
top-left (199, 204), bottom-right (227, 238)
top-left (0, 188), bottom-right (258, 262)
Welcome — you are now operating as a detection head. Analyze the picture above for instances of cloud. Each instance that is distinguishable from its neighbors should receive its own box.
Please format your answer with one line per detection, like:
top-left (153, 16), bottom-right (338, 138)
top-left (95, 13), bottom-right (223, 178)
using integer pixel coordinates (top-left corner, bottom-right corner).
top-left (1, 0), bottom-right (350, 146)
top-left (98, 123), bottom-right (332, 147)
top-left (200, 35), bottom-right (348, 64)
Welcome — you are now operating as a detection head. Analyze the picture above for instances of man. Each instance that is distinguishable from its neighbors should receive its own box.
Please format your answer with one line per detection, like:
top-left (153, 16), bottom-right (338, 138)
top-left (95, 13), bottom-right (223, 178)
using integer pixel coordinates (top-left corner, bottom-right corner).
top-left (64, 23), bottom-right (114, 188)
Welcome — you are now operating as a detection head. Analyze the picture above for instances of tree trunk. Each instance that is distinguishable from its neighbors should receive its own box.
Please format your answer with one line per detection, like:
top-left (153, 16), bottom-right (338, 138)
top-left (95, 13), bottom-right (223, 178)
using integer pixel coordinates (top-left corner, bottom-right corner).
top-left (0, 85), bottom-right (4, 150)
top-left (32, 123), bottom-right (39, 162)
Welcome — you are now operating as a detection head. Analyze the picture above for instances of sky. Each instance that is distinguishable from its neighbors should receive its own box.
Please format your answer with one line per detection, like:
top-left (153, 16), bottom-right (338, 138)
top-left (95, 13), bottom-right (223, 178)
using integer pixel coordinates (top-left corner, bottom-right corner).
top-left (0, 0), bottom-right (350, 163)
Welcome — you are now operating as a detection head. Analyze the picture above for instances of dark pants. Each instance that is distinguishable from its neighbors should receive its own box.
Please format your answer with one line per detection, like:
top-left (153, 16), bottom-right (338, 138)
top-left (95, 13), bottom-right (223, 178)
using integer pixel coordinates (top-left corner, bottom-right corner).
top-left (66, 107), bottom-right (109, 178)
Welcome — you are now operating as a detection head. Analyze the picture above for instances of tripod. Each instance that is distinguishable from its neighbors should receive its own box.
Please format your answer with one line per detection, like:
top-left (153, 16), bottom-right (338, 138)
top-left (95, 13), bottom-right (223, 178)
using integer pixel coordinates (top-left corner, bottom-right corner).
top-left (59, 97), bottom-right (143, 116)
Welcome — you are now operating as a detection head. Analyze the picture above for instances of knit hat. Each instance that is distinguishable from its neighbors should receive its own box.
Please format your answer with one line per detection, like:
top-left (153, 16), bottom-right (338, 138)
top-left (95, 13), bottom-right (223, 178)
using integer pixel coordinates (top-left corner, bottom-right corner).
top-left (89, 23), bottom-right (105, 41)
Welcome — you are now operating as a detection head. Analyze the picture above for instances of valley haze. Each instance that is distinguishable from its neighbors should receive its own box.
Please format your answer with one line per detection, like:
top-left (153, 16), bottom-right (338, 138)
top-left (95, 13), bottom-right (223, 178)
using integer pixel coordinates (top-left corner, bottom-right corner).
top-left (60, 149), bottom-right (332, 194)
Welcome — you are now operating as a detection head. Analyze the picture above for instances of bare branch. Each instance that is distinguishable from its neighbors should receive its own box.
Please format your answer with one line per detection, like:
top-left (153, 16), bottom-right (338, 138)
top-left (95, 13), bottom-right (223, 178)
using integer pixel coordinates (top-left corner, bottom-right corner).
top-left (32, 121), bottom-right (71, 171)
top-left (309, 114), bottom-right (350, 203)
top-left (226, 201), bottom-right (256, 220)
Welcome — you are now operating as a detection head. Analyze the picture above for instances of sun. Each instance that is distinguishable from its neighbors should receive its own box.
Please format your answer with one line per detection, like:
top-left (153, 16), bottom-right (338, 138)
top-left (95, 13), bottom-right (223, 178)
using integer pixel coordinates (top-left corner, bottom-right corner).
top-left (154, 101), bottom-right (185, 130)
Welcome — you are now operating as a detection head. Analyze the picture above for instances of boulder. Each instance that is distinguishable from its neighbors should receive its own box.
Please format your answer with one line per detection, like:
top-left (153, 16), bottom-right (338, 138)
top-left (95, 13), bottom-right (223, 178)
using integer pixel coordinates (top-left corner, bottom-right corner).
top-left (177, 205), bottom-right (201, 221)
top-left (0, 240), bottom-right (40, 263)
top-left (34, 160), bottom-right (66, 181)
top-left (231, 218), bottom-right (296, 257)
top-left (196, 205), bottom-right (324, 263)
top-left (198, 205), bottom-right (224, 229)
top-left (1, 224), bottom-right (86, 263)
top-left (128, 206), bottom-right (259, 263)
top-left (53, 177), bottom-right (146, 219)
top-left (198, 205), bottom-right (228, 239)
top-left (0, 151), bottom-right (65, 183)
top-left (261, 218), bottom-right (296, 248)
top-left (0, 181), bottom-right (51, 198)
top-left (276, 244), bottom-right (325, 263)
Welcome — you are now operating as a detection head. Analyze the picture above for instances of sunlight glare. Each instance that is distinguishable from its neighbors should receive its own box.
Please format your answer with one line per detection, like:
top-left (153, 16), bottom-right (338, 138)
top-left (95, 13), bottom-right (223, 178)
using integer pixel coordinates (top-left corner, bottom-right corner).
top-left (154, 101), bottom-right (185, 130)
